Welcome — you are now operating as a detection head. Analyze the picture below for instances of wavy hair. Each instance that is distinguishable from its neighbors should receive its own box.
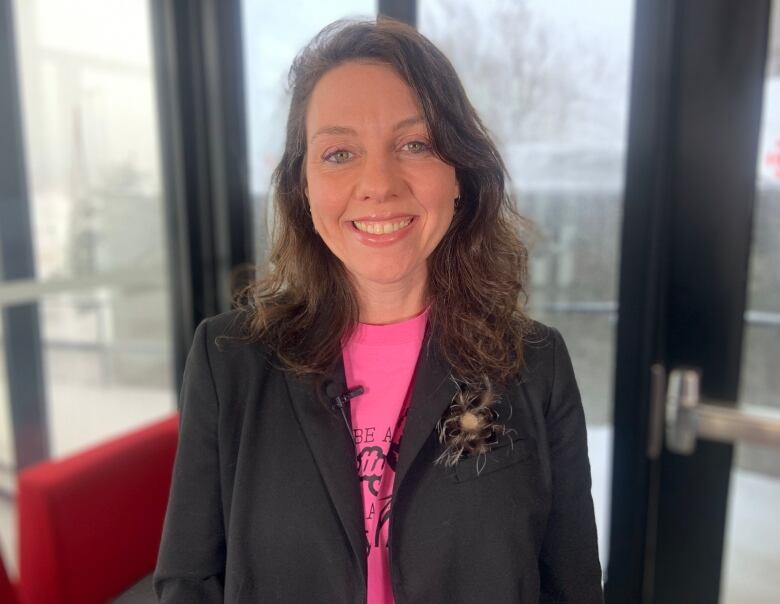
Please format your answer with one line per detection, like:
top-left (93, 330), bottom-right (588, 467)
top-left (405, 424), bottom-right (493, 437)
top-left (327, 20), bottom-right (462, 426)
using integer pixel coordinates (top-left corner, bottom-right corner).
top-left (237, 17), bottom-right (534, 464)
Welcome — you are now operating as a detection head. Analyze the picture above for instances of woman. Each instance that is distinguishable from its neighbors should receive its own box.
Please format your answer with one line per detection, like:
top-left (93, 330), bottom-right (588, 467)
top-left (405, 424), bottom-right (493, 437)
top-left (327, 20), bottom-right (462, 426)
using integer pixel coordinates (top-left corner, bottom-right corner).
top-left (154, 17), bottom-right (603, 604)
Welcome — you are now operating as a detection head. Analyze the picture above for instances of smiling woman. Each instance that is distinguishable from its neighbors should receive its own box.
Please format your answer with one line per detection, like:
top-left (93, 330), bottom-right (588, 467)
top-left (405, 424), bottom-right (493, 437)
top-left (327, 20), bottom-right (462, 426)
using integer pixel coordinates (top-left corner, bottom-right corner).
top-left (305, 61), bottom-right (459, 321)
top-left (154, 16), bottom-right (603, 604)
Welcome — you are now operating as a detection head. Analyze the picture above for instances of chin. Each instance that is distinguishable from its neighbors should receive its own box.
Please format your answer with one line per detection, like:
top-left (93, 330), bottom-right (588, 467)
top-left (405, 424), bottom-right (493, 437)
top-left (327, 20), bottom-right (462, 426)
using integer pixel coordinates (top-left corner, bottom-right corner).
top-left (353, 264), bottom-right (413, 286)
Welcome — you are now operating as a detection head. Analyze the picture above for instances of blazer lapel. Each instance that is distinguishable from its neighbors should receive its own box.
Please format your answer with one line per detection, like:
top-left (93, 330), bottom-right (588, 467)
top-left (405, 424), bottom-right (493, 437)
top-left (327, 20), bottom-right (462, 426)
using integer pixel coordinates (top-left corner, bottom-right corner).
top-left (393, 331), bottom-right (458, 498)
top-left (282, 330), bottom-right (459, 581)
top-left (283, 357), bottom-right (369, 580)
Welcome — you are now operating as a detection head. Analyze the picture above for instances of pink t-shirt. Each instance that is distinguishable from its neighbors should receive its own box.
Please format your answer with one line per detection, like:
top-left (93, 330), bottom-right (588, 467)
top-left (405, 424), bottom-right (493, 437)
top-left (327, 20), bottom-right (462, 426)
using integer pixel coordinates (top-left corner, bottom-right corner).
top-left (342, 308), bottom-right (429, 604)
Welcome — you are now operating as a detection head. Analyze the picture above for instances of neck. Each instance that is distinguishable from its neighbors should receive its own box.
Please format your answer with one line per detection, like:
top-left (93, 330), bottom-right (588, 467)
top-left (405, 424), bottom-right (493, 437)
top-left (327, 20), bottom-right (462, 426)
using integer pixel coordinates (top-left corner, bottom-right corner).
top-left (353, 269), bottom-right (429, 325)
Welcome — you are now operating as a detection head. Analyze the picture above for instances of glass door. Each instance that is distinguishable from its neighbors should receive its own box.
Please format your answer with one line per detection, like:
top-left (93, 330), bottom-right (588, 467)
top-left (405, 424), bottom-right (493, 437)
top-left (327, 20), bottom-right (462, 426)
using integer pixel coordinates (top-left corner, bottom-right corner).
top-left (607, 1), bottom-right (780, 601)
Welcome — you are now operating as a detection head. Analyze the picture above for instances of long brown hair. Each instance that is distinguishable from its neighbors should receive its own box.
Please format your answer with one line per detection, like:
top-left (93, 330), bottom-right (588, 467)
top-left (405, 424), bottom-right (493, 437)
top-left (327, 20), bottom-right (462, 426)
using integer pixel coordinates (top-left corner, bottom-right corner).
top-left (238, 17), bottom-right (534, 462)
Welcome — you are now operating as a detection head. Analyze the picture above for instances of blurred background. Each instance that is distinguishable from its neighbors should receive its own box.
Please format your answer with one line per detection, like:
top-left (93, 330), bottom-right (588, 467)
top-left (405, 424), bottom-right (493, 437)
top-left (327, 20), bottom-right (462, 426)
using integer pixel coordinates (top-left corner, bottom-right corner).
top-left (0, 0), bottom-right (778, 602)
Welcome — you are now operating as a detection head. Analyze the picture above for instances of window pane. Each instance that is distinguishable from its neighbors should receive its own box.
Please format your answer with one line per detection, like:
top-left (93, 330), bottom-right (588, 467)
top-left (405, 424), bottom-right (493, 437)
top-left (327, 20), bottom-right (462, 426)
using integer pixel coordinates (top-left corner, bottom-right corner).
top-left (40, 288), bottom-right (174, 457)
top-left (419, 0), bottom-right (636, 570)
top-left (0, 0), bottom-right (176, 575)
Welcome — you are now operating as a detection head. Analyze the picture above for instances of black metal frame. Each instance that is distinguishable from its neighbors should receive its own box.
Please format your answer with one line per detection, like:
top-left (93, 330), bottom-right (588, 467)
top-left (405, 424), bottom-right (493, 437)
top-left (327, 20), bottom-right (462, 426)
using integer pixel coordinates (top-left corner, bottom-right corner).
top-left (150, 0), bottom-right (252, 387)
top-left (605, 1), bottom-right (678, 599)
top-left (607, 0), bottom-right (771, 601)
top-left (0, 0), bottom-right (49, 470)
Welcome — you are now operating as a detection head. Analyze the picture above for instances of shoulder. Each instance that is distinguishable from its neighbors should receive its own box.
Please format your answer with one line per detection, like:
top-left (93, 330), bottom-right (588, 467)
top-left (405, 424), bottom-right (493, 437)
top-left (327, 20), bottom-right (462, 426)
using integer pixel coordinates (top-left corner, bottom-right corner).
top-left (182, 310), bottom-right (288, 415)
top-left (517, 319), bottom-right (577, 415)
top-left (519, 318), bottom-right (566, 372)
top-left (194, 308), bottom-right (275, 370)
top-left (196, 307), bottom-right (270, 347)
top-left (199, 308), bottom-right (251, 340)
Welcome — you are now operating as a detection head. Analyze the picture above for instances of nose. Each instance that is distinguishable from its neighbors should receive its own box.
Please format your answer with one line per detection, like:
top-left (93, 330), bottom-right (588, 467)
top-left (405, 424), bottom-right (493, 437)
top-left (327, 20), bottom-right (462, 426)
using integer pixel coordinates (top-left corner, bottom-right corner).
top-left (355, 150), bottom-right (401, 203)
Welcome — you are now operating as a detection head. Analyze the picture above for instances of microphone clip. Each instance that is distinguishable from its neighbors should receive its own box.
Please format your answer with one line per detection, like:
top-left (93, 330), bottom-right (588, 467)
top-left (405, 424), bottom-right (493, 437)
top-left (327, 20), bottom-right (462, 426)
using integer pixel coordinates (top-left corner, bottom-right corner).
top-left (332, 386), bottom-right (365, 410)
top-left (325, 384), bottom-right (364, 448)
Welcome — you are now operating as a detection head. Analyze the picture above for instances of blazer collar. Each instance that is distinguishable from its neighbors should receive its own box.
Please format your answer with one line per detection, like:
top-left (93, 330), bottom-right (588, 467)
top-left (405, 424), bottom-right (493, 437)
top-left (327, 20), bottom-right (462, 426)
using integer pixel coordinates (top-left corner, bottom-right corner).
top-left (283, 328), bottom-right (457, 575)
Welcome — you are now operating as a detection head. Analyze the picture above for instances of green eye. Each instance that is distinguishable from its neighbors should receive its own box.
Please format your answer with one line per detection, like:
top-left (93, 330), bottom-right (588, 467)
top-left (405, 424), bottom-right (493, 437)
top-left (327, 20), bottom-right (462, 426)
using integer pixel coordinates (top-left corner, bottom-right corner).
top-left (325, 150), bottom-right (352, 163)
top-left (404, 141), bottom-right (431, 153)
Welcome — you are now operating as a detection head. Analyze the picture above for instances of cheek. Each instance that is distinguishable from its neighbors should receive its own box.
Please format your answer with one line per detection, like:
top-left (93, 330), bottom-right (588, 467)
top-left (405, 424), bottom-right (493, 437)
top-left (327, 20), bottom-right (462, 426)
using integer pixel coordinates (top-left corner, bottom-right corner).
top-left (416, 173), bottom-right (457, 230)
top-left (430, 206), bottom-right (455, 245)
top-left (305, 178), bottom-right (349, 260)
top-left (312, 205), bottom-right (347, 244)
top-left (306, 173), bottom-right (345, 221)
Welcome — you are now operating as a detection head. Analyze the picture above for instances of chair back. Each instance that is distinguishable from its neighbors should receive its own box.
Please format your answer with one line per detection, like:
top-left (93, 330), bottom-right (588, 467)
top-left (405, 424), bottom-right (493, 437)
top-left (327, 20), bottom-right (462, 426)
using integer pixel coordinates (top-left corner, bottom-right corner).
top-left (17, 414), bottom-right (179, 604)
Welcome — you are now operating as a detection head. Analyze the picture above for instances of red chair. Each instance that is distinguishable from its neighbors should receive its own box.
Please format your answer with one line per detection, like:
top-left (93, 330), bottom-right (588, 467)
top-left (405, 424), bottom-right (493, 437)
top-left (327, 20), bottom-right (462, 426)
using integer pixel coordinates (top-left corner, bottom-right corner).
top-left (0, 549), bottom-right (18, 604)
top-left (17, 413), bottom-right (179, 604)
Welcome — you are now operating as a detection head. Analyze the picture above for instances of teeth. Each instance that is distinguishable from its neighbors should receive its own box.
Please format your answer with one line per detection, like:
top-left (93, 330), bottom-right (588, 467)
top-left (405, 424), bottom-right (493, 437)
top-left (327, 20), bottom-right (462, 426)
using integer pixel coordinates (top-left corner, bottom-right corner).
top-left (353, 218), bottom-right (412, 234)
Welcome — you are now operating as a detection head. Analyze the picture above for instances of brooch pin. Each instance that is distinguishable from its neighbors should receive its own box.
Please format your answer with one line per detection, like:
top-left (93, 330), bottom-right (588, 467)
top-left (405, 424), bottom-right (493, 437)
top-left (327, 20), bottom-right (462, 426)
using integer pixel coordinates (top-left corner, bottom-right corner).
top-left (434, 375), bottom-right (517, 473)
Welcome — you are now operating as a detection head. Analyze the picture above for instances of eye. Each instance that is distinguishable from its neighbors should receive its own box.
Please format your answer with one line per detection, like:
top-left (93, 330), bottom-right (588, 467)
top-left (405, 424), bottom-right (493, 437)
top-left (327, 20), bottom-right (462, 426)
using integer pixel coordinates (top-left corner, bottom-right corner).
top-left (323, 149), bottom-right (353, 164)
top-left (402, 140), bottom-right (432, 154)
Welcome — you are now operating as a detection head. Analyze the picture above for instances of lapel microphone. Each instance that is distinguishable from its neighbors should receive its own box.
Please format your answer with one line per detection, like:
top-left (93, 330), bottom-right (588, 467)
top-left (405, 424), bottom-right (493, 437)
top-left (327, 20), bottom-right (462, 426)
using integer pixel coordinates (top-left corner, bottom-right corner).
top-left (327, 384), bottom-right (365, 409)
top-left (325, 383), bottom-right (365, 446)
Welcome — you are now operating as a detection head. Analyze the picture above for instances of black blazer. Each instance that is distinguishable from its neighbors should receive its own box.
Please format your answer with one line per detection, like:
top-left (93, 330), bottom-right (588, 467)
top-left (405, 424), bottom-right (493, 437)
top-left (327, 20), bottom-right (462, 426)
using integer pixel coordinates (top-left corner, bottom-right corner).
top-left (153, 310), bottom-right (603, 603)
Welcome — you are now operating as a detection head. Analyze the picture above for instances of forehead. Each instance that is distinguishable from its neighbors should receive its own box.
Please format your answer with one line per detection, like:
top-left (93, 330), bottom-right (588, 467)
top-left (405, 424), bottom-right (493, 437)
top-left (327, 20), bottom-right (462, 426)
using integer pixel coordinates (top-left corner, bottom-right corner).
top-left (306, 61), bottom-right (423, 135)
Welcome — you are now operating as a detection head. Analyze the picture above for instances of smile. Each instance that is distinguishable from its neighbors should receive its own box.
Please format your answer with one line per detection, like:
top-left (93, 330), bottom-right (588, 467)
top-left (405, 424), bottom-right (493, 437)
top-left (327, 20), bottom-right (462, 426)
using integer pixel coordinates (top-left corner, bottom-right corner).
top-left (352, 217), bottom-right (414, 235)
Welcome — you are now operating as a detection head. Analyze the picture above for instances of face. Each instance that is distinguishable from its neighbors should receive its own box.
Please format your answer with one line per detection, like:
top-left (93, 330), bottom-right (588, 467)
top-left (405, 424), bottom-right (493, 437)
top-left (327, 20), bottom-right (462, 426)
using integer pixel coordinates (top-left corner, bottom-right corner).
top-left (304, 61), bottom-right (459, 293)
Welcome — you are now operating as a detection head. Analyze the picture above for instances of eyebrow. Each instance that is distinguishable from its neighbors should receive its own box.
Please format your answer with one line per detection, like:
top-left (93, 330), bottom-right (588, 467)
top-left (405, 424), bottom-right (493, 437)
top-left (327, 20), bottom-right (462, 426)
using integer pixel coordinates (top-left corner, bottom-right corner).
top-left (309, 115), bottom-right (425, 145)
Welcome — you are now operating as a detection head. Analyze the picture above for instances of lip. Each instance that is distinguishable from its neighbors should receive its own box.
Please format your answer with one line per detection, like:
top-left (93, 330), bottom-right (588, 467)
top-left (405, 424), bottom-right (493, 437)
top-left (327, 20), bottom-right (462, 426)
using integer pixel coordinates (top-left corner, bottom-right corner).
top-left (347, 215), bottom-right (417, 247)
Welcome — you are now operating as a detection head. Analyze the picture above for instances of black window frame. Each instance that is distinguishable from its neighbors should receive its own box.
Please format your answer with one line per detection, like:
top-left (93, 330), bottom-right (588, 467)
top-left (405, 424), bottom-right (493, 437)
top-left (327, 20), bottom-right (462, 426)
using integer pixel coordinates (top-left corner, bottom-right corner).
top-left (0, 0), bottom-right (50, 471)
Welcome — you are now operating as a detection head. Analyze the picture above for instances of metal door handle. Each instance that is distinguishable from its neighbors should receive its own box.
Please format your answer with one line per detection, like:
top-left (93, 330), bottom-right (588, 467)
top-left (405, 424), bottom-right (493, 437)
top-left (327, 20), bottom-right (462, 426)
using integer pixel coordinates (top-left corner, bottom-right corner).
top-left (664, 368), bottom-right (780, 454)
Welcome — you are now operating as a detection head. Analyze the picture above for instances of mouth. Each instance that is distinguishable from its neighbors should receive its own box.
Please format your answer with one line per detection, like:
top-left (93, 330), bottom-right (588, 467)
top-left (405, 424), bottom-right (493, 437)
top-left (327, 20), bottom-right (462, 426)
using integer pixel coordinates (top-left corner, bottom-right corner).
top-left (351, 216), bottom-right (414, 235)
top-left (347, 215), bottom-right (417, 247)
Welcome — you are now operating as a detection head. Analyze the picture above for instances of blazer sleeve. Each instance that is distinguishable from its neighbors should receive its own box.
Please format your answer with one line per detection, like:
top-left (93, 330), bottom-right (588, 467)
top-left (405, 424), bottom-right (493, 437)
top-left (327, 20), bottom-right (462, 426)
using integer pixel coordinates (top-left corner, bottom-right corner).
top-left (538, 327), bottom-right (604, 603)
top-left (154, 319), bottom-right (226, 603)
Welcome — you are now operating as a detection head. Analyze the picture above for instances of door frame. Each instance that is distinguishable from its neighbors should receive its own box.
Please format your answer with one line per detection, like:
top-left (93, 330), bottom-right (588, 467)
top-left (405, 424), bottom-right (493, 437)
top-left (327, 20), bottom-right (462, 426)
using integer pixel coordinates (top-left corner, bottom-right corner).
top-left (606, 1), bottom-right (772, 601)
